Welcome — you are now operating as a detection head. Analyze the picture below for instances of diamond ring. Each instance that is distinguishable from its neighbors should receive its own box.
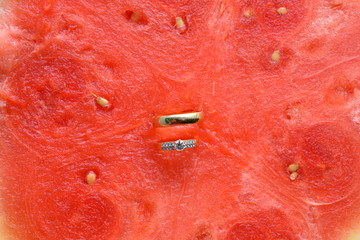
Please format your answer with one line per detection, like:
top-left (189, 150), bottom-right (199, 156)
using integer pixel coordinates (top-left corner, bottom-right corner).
top-left (161, 139), bottom-right (197, 151)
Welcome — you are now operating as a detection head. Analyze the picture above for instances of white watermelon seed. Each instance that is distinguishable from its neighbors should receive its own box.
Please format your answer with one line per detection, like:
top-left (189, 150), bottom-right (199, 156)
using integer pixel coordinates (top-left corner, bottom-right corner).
top-left (288, 163), bottom-right (299, 172)
top-left (272, 50), bottom-right (280, 62)
top-left (277, 7), bottom-right (288, 15)
top-left (290, 172), bottom-right (298, 181)
top-left (96, 97), bottom-right (110, 108)
top-left (91, 92), bottom-right (110, 108)
top-left (86, 171), bottom-right (97, 185)
top-left (244, 9), bottom-right (253, 18)
top-left (175, 17), bottom-right (186, 33)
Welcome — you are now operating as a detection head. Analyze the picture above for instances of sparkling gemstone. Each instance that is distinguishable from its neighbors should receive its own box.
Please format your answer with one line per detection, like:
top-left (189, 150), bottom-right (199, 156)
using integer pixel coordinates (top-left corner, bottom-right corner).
top-left (174, 140), bottom-right (186, 151)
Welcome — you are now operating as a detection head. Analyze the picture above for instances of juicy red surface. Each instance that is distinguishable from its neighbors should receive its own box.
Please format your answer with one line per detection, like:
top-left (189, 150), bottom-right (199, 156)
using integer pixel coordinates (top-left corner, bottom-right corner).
top-left (1, 0), bottom-right (360, 239)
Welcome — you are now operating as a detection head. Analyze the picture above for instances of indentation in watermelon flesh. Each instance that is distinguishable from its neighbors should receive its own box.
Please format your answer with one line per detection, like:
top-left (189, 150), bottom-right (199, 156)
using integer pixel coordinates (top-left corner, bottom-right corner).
top-left (300, 122), bottom-right (360, 204)
top-left (225, 209), bottom-right (298, 240)
top-left (124, 10), bottom-right (149, 25)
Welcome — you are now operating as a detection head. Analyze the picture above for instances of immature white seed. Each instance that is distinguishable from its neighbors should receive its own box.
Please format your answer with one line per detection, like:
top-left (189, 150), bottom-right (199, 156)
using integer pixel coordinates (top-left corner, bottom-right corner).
top-left (290, 172), bottom-right (298, 181)
top-left (131, 11), bottom-right (141, 22)
top-left (86, 171), bottom-right (97, 185)
top-left (288, 163), bottom-right (299, 172)
top-left (175, 17), bottom-right (187, 33)
top-left (96, 97), bottom-right (109, 108)
top-left (277, 7), bottom-right (288, 15)
top-left (272, 50), bottom-right (280, 62)
top-left (244, 9), bottom-right (253, 18)
top-left (176, 17), bottom-right (185, 28)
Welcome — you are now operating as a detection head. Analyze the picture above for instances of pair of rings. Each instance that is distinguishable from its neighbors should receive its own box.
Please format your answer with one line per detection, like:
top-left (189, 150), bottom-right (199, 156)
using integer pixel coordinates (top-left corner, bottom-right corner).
top-left (156, 112), bottom-right (203, 152)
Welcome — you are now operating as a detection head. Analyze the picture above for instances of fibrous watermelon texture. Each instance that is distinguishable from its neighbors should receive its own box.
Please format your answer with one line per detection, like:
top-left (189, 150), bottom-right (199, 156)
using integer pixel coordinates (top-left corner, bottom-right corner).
top-left (1, 0), bottom-right (360, 239)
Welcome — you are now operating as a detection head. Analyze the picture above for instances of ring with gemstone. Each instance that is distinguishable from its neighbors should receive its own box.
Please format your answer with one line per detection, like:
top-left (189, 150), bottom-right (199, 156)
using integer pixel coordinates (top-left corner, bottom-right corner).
top-left (161, 139), bottom-right (197, 151)
top-left (156, 112), bottom-right (203, 126)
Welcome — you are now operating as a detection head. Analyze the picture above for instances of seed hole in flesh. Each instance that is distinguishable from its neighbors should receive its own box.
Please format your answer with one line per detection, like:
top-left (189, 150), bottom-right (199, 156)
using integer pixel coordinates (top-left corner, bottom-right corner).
top-left (284, 102), bottom-right (303, 121)
top-left (334, 84), bottom-right (354, 99)
top-left (225, 223), bottom-right (266, 240)
top-left (194, 224), bottom-right (213, 240)
top-left (333, 80), bottom-right (355, 100)
top-left (124, 10), bottom-right (148, 25)
top-left (302, 37), bottom-right (325, 53)
top-left (329, 2), bottom-right (343, 9)
top-left (325, 78), bottom-right (356, 104)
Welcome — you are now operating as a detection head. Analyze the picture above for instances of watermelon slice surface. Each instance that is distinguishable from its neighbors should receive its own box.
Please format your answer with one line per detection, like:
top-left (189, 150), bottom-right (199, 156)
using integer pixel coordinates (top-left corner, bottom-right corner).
top-left (0, 0), bottom-right (360, 239)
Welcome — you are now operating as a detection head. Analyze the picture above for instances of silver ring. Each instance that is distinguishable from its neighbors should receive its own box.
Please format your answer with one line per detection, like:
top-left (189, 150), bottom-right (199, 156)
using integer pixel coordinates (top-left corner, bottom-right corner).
top-left (161, 139), bottom-right (197, 151)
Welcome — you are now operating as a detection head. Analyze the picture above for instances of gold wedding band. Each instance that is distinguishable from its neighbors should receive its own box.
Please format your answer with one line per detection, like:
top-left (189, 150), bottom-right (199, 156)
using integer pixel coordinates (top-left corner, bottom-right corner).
top-left (157, 112), bottom-right (203, 126)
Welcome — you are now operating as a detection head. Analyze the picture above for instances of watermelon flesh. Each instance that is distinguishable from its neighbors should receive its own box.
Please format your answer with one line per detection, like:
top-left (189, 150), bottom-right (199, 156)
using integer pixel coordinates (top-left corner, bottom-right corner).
top-left (1, 0), bottom-right (360, 239)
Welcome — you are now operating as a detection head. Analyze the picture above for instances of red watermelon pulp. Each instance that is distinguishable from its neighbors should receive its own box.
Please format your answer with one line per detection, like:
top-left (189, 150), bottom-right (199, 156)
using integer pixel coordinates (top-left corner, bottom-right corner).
top-left (0, 0), bottom-right (360, 239)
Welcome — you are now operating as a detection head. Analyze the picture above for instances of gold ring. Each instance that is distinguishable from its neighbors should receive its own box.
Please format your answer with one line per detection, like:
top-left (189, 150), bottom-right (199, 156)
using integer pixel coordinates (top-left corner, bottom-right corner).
top-left (156, 112), bottom-right (203, 126)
